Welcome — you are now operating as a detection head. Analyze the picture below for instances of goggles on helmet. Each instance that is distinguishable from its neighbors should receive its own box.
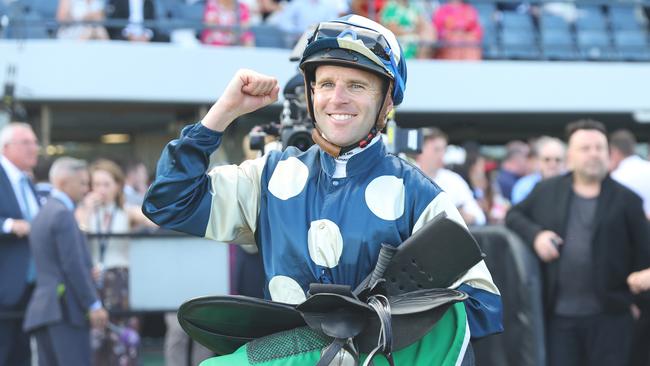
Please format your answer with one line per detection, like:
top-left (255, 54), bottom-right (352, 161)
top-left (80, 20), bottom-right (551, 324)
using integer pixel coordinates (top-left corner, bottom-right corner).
top-left (302, 18), bottom-right (405, 104)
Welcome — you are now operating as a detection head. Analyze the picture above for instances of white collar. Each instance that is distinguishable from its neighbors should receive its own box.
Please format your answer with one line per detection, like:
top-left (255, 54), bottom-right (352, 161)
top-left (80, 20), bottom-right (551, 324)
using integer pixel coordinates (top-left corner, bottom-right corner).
top-left (333, 135), bottom-right (381, 178)
top-left (335, 135), bottom-right (381, 162)
top-left (51, 189), bottom-right (75, 211)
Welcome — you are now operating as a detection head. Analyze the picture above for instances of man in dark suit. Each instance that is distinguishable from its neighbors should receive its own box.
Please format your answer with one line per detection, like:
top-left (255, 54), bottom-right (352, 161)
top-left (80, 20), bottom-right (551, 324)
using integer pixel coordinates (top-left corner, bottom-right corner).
top-left (23, 157), bottom-right (108, 366)
top-left (105, 0), bottom-right (167, 42)
top-left (0, 122), bottom-right (41, 366)
top-left (506, 119), bottom-right (650, 366)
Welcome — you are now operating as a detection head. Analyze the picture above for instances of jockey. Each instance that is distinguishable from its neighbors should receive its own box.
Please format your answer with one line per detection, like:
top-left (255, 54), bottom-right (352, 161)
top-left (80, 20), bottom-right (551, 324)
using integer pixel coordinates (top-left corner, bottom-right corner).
top-left (143, 14), bottom-right (503, 366)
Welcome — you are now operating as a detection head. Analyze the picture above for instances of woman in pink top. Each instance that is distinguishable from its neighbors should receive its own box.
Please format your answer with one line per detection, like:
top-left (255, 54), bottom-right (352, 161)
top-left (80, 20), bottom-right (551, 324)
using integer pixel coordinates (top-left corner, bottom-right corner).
top-left (201, 0), bottom-right (254, 46)
top-left (433, 0), bottom-right (483, 60)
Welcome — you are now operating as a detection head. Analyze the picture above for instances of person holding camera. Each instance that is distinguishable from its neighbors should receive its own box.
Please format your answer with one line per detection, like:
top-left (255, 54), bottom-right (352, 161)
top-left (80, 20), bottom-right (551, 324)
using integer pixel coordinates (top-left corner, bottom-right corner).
top-left (143, 15), bottom-right (502, 365)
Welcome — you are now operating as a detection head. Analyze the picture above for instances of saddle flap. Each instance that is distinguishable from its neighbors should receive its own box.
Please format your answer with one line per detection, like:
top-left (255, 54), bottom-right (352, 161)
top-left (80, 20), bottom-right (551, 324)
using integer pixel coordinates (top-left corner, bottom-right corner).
top-left (356, 289), bottom-right (468, 352)
top-left (389, 288), bottom-right (467, 315)
top-left (297, 291), bottom-right (374, 339)
top-left (180, 322), bottom-right (254, 356)
top-left (383, 213), bottom-right (484, 296)
top-left (177, 295), bottom-right (305, 355)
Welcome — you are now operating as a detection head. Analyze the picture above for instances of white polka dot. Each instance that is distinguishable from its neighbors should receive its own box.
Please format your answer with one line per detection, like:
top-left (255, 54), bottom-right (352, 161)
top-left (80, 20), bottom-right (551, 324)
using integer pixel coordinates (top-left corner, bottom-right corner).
top-left (268, 157), bottom-right (309, 200)
top-left (308, 219), bottom-right (344, 268)
top-left (268, 275), bottom-right (306, 304)
top-left (365, 175), bottom-right (405, 220)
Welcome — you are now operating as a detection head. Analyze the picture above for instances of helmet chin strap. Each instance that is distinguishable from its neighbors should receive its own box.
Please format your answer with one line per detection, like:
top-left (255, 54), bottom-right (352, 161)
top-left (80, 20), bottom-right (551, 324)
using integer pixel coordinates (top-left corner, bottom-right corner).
top-left (312, 84), bottom-right (393, 159)
top-left (311, 125), bottom-right (378, 159)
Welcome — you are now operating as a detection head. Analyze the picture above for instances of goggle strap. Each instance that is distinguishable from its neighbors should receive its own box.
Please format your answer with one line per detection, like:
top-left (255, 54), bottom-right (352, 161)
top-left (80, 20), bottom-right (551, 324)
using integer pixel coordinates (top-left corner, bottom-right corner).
top-left (384, 46), bottom-right (405, 99)
top-left (338, 29), bottom-right (358, 41)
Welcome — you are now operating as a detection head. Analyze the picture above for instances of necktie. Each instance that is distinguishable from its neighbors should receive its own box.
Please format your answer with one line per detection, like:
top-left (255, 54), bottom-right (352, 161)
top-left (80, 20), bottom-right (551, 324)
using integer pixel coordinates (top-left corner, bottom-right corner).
top-left (20, 175), bottom-right (36, 283)
top-left (19, 175), bottom-right (34, 221)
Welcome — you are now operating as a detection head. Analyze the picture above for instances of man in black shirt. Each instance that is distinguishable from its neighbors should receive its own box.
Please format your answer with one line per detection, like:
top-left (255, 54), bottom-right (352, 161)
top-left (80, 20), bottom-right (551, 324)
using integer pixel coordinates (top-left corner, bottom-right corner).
top-left (506, 119), bottom-right (650, 366)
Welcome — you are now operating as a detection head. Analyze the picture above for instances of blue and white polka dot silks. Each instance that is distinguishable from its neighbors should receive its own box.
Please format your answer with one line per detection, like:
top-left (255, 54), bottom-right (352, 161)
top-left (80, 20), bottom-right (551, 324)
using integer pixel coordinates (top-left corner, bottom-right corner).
top-left (143, 123), bottom-right (503, 339)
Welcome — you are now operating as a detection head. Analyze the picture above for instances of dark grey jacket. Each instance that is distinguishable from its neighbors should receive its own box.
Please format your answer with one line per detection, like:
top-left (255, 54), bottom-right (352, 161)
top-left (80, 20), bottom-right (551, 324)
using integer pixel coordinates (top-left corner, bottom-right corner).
top-left (23, 197), bottom-right (98, 331)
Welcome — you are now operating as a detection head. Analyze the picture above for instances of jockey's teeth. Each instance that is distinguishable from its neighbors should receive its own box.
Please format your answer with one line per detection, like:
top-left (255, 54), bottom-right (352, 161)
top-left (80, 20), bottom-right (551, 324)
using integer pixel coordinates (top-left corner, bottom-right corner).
top-left (331, 114), bottom-right (353, 121)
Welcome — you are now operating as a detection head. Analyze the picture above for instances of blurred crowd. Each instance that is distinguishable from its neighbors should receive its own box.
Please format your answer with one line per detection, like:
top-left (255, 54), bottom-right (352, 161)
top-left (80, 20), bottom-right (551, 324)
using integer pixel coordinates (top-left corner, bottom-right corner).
top-left (414, 124), bottom-right (650, 227)
top-left (1, 123), bottom-right (214, 366)
top-left (2, 117), bottom-right (650, 365)
top-left (5, 0), bottom-right (650, 61)
top-left (49, 0), bottom-right (489, 60)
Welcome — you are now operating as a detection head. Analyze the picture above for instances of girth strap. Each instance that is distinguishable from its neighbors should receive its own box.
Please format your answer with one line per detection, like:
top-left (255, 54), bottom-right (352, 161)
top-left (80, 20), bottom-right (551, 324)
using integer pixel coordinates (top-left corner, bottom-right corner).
top-left (363, 295), bottom-right (394, 366)
top-left (316, 338), bottom-right (359, 366)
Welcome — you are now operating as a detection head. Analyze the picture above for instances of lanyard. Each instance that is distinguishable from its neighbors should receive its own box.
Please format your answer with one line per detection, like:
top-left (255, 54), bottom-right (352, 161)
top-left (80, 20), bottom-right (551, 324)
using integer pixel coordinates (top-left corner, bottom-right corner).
top-left (95, 206), bottom-right (116, 265)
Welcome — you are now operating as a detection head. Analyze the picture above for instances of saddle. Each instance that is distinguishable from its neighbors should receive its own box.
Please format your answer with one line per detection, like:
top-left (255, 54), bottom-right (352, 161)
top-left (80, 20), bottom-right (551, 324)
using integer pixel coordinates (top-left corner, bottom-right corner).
top-left (179, 213), bottom-right (484, 365)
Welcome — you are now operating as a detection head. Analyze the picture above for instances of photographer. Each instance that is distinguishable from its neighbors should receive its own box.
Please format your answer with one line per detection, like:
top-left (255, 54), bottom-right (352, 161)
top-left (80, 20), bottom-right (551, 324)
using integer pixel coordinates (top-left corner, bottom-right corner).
top-left (143, 15), bottom-right (502, 365)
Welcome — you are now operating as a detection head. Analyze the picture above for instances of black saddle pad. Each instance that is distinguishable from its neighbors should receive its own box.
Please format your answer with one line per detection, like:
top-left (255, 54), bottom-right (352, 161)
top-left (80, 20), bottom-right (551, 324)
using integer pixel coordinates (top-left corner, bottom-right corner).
top-left (178, 295), bottom-right (305, 355)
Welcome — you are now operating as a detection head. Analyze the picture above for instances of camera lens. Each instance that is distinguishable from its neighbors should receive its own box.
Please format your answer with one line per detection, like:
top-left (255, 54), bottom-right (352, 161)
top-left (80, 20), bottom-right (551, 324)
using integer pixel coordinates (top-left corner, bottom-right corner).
top-left (286, 131), bottom-right (313, 151)
top-left (248, 132), bottom-right (266, 151)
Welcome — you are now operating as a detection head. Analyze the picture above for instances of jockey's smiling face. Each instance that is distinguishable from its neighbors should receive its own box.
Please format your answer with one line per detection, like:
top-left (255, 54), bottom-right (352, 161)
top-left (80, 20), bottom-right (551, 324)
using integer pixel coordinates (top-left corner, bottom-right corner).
top-left (311, 65), bottom-right (390, 147)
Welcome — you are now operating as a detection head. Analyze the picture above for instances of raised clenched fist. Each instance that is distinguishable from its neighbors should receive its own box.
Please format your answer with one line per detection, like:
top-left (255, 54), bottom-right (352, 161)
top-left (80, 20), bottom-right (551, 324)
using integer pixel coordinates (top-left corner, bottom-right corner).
top-left (202, 69), bottom-right (280, 132)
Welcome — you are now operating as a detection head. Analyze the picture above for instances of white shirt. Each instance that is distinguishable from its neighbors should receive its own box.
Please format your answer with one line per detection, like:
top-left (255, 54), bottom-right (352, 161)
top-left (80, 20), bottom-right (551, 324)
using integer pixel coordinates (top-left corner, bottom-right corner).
top-left (85, 203), bottom-right (131, 268)
top-left (270, 0), bottom-right (347, 35)
top-left (612, 155), bottom-right (650, 216)
top-left (1, 155), bottom-right (39, 233)
top-left (70, 0), bottom-right (105, 20)
top-left (122, 0), bottom-right (154, 39)
top-left (432, 168), bottom-right (486, 226)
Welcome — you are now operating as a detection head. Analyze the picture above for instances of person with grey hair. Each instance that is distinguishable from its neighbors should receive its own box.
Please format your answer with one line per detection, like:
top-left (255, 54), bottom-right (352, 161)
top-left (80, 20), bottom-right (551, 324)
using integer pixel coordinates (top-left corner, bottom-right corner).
top-left (23, 157), bottom-right (108, 366)
top-left (511, 136), bottom-right (566, 205)
top-left (496, 140), bottom-right (530, 202)
top-left (47, 156), bottom-right (87, 183)
top-left (609, 129), bottom-right (650, 219)
top-left (0, 122), bottom-right (40, 366)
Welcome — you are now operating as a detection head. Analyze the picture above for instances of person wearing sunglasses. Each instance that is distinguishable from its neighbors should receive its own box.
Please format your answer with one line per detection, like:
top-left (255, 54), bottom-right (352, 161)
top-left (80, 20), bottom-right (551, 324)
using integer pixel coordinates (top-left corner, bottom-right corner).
top-left (511, 136), bottom-right (566, 205)
top-left (143, 14), bottom-right (502, 365)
